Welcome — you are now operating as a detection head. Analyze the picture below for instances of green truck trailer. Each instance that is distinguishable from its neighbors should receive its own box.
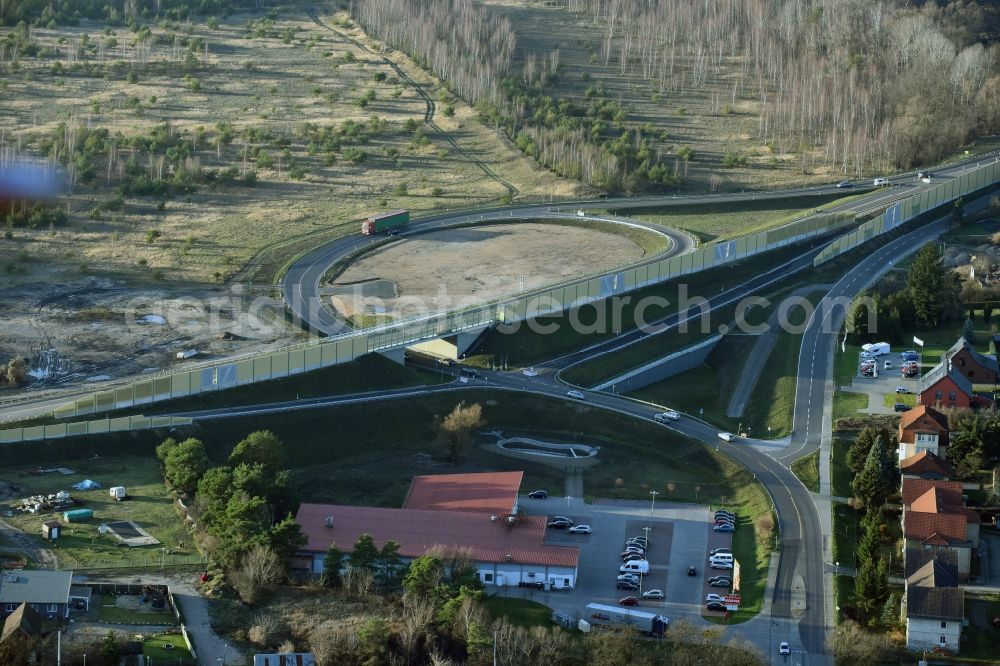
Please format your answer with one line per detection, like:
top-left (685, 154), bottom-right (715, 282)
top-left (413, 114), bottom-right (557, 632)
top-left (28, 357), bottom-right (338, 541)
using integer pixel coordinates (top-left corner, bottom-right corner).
top-left (361, 209), bottom-right (409, 235)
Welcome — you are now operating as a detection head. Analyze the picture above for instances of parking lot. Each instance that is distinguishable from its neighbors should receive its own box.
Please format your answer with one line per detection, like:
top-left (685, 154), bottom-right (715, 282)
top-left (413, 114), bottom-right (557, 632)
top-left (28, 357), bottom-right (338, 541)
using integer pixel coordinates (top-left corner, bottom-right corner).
top-left (513, 497), bottom-right (737, 624)
top-left (847, 348), bottom-right (922, 414)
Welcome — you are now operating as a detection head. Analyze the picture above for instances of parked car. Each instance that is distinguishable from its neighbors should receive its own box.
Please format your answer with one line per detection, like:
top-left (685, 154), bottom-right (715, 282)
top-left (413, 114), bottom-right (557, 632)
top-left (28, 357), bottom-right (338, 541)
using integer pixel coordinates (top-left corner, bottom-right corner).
top-left (884, 360), bottom-right (893, 369)
top-left (710, 547), bottom-right (732, 556)
top-left (618, 574), bottom-right (640, 583)
top-left (547, 520), bottom-right (571, 529)
top-left (836, 180), bottom-right (853, 188)
top-left (687, 566), bottom-right (697, 576)
top-left (705, 594), bottom-right (726, 603)
top-left (551, 611), bottom-right (574, 628)
top-left (895, 387), bottom-right (909, 394)
top-left (616, 581), bottom-right (639, 591)
top-left (711, 560), bottom-right (734, 570)
top-left (554, 516), bottom-right (573, 525)
top-left (622, 548), bottom-right (645, 558)
top-left (893, 403), bottom-right (911, 413)
top-left (642, 589), bottom-right (665, 600)
top-left (714, 510), bottom-right (735, 519)
top-left (717, 432), bottom-right (735, 442)
top-left (528, 490), bottom-right (548, 499)
top-left (569, 524), bottom-right (592, 534)
top-left (621, 553), bottom-right (644, 563)
top-left (706, 601), bottom-right (727, 611)
top-left (709, 578), bottom-right (732, 587)
top-left (566, 390), bottom-right (586, 400)
top-left (713, 524), bottom-right (735, 533)
top-left (626, 537), bottom-right (648, 548)
top-left (619, 596), bottom-right (639, 607)
top-left (779, 642), bottom-right (791, 656)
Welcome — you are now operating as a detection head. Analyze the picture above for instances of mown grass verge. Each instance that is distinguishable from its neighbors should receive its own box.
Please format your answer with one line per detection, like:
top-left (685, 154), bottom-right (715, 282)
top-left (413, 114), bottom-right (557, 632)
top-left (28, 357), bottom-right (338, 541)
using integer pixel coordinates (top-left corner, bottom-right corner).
top-left (791, 450), bottom-right (820, 493)
top-left (832, 392), bottom-right (868, 425)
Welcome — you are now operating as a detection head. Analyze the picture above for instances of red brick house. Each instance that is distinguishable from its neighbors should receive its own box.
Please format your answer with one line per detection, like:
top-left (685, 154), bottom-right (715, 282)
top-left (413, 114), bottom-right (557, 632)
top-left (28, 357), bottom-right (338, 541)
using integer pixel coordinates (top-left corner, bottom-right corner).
top-left (945, 337), bottom-right (999, 385)
top-left (918, 362), bottom-right (985, 410)
top-left (898, 405), bottom-right (950, 460)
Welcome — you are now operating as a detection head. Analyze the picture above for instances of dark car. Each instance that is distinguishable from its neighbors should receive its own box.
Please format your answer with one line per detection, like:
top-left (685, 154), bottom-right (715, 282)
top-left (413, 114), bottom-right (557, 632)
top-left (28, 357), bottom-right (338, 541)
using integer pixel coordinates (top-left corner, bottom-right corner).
top-left (619, 596), bottom-right (639, 607)
top-left (706, 601), bottom-right (727, 612)
top-left (621, 553), bottom-right (644, 563)
top-left (553, 516), bottom-right (574, 526)
top-left (709, 578), bottom-right (731, 588)
top-left (547, 520), bottom-right (570, 529)
top-left (687, 566), bottom-right (697, 576)
top-left (836, 180), bottom-right (853, 188)
top-left (617, 581), bottom-right (639, 591)
top-left (528, 490), bottom-right (548, 499)
top-left (893, 403), bottom-right (911, 413)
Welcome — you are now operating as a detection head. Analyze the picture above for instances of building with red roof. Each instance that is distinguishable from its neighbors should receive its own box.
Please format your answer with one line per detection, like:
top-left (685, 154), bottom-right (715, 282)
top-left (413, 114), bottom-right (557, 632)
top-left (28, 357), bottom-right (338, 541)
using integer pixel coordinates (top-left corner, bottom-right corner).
top-left (897, 405), bottom-right (950, 460)
top-left (901, 479), bottom-right (980, 580)
top-left (403, 471), bottom-right (523, 515)
top-left (294, 472), bottom-right (579, 589)
top-left (899, 451), bottom-right (953, 480)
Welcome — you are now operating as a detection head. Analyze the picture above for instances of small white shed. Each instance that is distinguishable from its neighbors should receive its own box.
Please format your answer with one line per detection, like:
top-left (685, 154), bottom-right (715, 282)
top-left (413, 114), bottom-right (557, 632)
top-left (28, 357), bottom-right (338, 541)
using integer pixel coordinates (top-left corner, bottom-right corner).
top-left (109, 486), bottom-right (127, 500)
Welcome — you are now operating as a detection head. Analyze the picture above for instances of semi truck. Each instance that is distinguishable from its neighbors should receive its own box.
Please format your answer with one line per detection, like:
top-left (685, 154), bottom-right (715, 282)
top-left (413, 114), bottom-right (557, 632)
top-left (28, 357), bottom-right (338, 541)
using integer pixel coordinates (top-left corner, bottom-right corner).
top-left (583, 603), bottom-right (669, 636)
top-left (361, 210), bottom-right (409, 235)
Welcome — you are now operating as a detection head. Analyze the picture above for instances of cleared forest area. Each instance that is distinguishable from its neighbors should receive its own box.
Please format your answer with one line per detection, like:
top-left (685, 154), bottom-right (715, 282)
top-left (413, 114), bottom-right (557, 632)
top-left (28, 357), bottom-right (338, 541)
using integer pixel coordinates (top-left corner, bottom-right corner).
top-left (354, 0), bottom-right (1000, 193)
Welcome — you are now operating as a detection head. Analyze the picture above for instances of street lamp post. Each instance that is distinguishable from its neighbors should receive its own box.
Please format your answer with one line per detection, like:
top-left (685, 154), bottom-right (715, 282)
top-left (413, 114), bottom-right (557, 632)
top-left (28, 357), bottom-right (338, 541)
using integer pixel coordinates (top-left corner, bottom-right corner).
top-left (649, 490), bottom-right (659, 518)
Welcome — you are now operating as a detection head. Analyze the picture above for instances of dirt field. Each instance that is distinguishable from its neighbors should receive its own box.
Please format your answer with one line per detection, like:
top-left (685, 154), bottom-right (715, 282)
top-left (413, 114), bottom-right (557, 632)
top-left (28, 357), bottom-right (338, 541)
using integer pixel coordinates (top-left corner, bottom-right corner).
top-left (0, 8), bottom-right (584, 386)
top-left (328, 222), bottom-right (644, 319)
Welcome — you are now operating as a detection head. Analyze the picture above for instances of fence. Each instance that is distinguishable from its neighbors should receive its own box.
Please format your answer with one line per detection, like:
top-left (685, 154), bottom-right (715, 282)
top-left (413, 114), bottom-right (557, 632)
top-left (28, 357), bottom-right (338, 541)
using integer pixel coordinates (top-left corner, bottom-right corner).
top-left (591, 334), bottom-right (724, 392)
top-left (0, 209), bottom-right (859, 445)
top-left (0, 415), bottom-right (192, 443)
top-left (814, 160), bottom-right (1000, 265)
top-left (72, 552), bottom-right (208, 571)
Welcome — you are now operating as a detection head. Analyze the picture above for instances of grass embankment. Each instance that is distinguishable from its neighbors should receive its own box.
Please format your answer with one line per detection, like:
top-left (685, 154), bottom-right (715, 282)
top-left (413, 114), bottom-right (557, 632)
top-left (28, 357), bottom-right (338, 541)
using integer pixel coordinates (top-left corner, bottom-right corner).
top-left (882, 393), bottom-right (916, 408)
top-left (608, 193), bottom-right (857, 242)
top-left (791, 450), bottom-right (820, 493)
top-left (469, 241), bottom-right (814, 370)
top-left (628, 336), bottom-right (751, 432)
top-left (482, 598), bottom-right (553, 628)
top-left (1, 457), bottom-right (196, 570)
top-left (740, 291), bottom-right (825, 438)
top-left (535, 218), bottom-right (671, 257)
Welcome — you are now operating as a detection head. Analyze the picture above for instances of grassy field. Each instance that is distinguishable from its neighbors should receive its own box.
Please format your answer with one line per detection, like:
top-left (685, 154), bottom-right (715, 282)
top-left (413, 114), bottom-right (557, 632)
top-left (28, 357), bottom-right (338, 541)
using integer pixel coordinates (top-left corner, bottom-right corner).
top-left (834, 344), bottom-right (861, 388)
top-left (1, 457), bottom-right (195, 570)
top-left (832, 392), bottom-right (869, 425)
top-left (97, 593), bottom-right (177, 626)
top-left (791, 450), bottom-right (820, 493)
top-left (832, 503), bottom-right (859, 570)
top-left (0, 8), bottom-right (575, 290)
top-left (613, 193), bottom-right (860, 242)
top-left (143, 633), bottom-right (192, 659)
top-left (482, 597), bottom-right (554, 628)
top-left (882, 393), bottom-right (916, 408)
top-left (831, 439), bottom-right (853, 499)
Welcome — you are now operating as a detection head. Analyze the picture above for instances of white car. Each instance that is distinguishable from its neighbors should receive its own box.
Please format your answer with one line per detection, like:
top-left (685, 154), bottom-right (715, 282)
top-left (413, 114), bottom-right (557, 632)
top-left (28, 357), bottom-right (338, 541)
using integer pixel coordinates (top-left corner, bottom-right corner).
top-left (641, 589), bottom-right (664, 600)
top-left (653, 410), bottom-right (680, 422)
top-left (566, 390), bottom-right (585, 400)
top-left (705, 594), bottom-right (726, 603)
top-left (717, 432), bottom-right (735, 442)
top-left (568, 524), bottom-right (592, 534)
top-left (883, 360), bottom-right (893, 369)
top-left (779, 642), bottom-right (790, 656)
top-left (711, 561), bottom-right (734, 569)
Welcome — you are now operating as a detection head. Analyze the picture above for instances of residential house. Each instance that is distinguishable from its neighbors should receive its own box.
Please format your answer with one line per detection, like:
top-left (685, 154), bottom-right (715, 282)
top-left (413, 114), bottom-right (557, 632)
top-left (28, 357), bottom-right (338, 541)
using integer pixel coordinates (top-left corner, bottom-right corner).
top-left (0, 571), bottom-right (72, 620)
top-left (897, 405), bottom-right (950, 460)
top-left (900, 451), bottom-right (953, 480)
top-left (902, 479), bottom-right (980, 580)
top-left (918, 362), bottom-right (978, 410)
top-left (903, 556), bottom-right (964, 653)
top-left (294, 472), bottom-right (579, 589)
top-left (945, 337), bottom-right (999, 385)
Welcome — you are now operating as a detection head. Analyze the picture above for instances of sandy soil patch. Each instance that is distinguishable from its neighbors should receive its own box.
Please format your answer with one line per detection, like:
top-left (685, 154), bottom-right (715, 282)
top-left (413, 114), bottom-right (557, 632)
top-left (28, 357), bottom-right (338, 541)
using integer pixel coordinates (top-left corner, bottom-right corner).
top-left (329, 222), bottom-right (643, 318)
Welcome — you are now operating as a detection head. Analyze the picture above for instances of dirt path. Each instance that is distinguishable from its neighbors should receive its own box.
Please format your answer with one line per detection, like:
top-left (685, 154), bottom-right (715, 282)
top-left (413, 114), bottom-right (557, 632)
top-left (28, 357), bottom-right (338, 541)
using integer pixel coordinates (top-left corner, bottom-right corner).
top-left (0, 517), bottom-right (59, 569)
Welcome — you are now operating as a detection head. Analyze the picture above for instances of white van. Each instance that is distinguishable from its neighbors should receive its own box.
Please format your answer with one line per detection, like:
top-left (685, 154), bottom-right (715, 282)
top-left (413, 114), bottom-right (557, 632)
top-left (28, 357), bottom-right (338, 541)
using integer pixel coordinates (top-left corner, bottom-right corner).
top-left (619, 560), bottom-right (650, 575)
top-left (709, 553), bottom-right (734, 564)
top-left (873, 177), bottom-right (888, 186)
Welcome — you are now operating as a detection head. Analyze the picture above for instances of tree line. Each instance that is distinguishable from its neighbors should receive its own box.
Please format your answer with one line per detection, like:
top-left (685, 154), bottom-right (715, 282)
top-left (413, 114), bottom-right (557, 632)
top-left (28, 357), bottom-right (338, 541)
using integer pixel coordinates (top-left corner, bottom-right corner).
top-left (1, 0), bottom-right (270, 26)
